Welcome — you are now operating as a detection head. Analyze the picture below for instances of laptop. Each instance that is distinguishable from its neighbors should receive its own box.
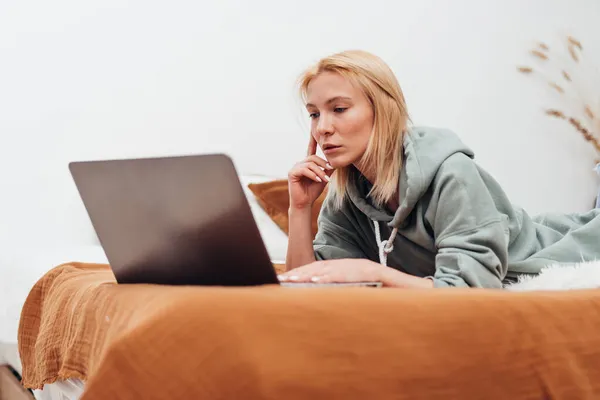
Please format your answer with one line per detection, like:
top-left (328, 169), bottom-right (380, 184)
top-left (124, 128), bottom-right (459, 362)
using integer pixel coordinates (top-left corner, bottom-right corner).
top-left (69, 153), bottom-right (382, 287)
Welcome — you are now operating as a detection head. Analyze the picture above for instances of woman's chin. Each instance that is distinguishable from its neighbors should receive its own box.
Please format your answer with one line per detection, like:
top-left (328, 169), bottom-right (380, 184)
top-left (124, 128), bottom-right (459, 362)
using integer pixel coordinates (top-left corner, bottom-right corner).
top-left (326, 159), bottom-right (345, 169)
top-left (326, 155), bottom-right (355, 169)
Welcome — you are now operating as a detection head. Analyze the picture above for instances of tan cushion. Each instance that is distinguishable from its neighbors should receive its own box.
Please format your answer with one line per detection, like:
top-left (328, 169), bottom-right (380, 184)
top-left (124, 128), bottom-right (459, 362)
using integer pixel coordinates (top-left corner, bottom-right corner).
top-left (247, 179), bottom-right (327, 239)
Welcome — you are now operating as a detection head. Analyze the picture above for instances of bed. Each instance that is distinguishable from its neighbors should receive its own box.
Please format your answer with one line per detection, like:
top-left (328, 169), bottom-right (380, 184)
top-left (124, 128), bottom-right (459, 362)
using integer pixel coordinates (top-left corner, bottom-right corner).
top-left (15, 260), bottom-right (600, 400)
top-left (6, 175), bottom-right (600, 399)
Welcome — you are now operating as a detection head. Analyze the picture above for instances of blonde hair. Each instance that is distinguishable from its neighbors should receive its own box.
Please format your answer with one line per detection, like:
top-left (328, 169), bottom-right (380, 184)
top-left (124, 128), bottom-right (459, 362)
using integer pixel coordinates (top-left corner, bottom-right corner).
top-left (298, 50), bottom-right (410, 209)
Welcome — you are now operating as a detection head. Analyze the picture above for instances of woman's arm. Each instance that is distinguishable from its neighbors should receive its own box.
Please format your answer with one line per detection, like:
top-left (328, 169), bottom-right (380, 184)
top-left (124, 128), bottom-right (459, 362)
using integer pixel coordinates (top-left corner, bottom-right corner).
top-left (427, 153), bottom-right (510, 288)
top-left (279, 258), bottom-right (435, 288)
top-left (286, 136), bottom-right (335, 272)
top-left (381, 267), bottom-right (435, 288)
top-left (286, 195), bottom-right (369, 271)
top-left (285, 206), bottom-right (317, 271)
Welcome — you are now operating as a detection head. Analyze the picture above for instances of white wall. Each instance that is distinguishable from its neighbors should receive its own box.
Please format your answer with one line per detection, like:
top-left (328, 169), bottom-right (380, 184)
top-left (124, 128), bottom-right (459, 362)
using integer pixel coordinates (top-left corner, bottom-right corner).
top-left (1, 0), bottom-right (599, 249)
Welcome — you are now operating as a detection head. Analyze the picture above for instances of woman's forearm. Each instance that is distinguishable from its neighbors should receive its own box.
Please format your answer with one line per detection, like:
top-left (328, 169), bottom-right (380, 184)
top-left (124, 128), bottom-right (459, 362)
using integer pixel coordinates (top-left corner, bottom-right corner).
top-left (285, 207), bottom-right (316, 272)
top-left (380, 267), bottom-right (435, 288)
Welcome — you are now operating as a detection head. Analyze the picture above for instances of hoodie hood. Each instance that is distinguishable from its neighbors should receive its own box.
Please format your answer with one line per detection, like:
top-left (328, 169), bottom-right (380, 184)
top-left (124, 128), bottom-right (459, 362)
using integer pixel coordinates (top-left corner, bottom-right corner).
top-left (346, 126), bottom-right (475, 228)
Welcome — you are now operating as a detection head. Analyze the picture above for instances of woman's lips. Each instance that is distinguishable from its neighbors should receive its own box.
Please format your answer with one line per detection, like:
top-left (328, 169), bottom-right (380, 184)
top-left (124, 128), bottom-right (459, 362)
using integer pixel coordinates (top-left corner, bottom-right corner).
top-left (323, 145), bottom-right (342, 154)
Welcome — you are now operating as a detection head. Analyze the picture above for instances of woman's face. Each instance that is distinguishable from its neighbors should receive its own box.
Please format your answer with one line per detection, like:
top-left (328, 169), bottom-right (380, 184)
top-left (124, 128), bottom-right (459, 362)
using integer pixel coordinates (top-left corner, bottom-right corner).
top-left (305, 72), bottom-right (374, 168)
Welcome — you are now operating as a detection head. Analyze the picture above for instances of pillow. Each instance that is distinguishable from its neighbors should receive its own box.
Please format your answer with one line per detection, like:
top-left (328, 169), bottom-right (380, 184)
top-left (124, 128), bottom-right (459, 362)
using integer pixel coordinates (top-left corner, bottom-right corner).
top-left (239, 175), bottom-right (290, 263)
top-left (247, 179), bottom-right (328, 239)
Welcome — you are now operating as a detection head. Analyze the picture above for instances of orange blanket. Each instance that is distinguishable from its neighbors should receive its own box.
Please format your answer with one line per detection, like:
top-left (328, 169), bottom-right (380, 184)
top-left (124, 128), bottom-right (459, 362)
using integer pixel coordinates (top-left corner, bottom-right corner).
top-left (18, 262), bottom-right (600, 399)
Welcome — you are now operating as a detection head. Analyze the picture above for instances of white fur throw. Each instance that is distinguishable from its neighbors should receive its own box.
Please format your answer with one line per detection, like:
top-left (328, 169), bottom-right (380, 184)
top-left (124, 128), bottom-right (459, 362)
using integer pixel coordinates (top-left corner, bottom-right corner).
top-left (505, 260), bottom-right (600, 291)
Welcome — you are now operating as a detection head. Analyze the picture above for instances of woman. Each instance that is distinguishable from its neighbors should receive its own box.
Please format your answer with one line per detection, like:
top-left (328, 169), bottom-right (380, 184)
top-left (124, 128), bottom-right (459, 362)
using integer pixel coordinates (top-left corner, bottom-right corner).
top-left (279, 49), bottom-right (600, 289)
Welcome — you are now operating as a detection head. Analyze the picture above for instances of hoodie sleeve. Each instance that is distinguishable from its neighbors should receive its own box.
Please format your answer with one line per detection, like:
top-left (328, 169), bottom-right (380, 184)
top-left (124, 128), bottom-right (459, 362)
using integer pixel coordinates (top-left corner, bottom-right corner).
top-left (313, 195), bottom-right (370, 261)
top-left (427, 153), bottom-right (509, 288)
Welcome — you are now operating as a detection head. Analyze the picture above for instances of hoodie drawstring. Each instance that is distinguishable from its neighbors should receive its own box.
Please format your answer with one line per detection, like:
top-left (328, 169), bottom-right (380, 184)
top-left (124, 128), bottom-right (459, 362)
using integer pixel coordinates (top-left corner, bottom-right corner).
top-left (373, 220), bottom-right (398, 266)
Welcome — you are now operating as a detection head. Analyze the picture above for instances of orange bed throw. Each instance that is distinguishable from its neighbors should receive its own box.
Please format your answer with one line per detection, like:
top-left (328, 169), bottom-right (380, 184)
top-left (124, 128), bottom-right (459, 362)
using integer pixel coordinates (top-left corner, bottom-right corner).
top-left (18, 262), bottom-right (600, 399)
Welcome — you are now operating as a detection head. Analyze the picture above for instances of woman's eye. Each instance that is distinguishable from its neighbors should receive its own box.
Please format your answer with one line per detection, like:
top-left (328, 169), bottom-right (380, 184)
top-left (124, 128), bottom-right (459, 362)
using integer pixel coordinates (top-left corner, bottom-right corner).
top-left (334, 107), bottom-right (347, 113)
top-left (309, 112), bottom-right (319, 119)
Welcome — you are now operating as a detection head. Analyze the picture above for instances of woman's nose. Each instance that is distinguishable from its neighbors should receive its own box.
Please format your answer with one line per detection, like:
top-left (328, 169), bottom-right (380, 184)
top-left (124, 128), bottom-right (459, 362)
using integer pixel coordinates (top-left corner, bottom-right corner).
top-left (315, 114), bottom-right (333, 137)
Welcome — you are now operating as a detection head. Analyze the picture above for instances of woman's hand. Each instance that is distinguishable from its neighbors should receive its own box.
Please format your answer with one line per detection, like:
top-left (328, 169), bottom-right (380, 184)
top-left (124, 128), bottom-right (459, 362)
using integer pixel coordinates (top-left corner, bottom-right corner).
top-left (279, 258), bottom-right (382, 284)
top-left (278, 258), bottom-right (435, 288)
top-left (288, 135), bottom-right (334, 210)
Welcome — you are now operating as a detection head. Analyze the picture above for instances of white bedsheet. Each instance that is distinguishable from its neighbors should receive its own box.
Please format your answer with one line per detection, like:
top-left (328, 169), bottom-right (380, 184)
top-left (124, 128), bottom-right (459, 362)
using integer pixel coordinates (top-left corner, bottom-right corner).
top-left (33, 378), bottom-right (85, 400)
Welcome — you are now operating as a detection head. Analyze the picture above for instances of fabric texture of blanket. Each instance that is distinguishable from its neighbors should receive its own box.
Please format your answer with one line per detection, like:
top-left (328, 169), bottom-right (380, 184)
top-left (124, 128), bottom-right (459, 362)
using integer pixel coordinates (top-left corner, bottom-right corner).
top-left (18, 262), bottom-right (600, 399)
top-left (506, 260), bottom-right (600, 291)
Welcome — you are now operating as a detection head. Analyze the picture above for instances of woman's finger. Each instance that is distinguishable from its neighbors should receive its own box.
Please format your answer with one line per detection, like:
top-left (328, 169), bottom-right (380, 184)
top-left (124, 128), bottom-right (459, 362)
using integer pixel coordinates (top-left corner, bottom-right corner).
top-left (279, 270), bottom-right (313, 282)
top-left (307, 135), bottom-right (318, 156)
top-left (299, 166), bottom-right (324, 183)
top-left (305, 155), bottom-right (332, 170)
top-left (309, 274), bottom-right (331, 283)
top-left (311, 267), bottom-right (346, 283)
top-left (289, 164), bottom-right (321, 183)
top-left (279, 263), bottom-right (329, 282)
top-left (306, 163), bottom-right (330, 183)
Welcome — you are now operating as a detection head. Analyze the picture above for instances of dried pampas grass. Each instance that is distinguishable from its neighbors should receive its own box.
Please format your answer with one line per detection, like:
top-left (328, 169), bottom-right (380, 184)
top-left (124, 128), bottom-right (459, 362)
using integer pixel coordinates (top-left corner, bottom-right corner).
top-left (530, 49), bottom-right (549, 60)
top-left (545, 109), bottom-right (600, 153)
top-left (568, 36), bottom-right (582, 50)
top-left (584, 106), bottom-right (595, 120)
top-left (517, 34), bottom-right (600, 160)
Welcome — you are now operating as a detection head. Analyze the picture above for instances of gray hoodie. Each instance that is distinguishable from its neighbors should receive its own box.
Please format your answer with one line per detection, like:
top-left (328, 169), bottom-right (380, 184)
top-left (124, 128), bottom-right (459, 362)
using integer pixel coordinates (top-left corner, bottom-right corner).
top-left (313, 126), bottom-right (600, 288)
